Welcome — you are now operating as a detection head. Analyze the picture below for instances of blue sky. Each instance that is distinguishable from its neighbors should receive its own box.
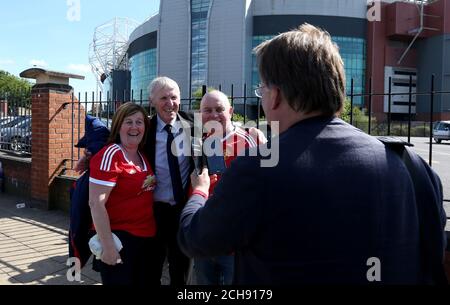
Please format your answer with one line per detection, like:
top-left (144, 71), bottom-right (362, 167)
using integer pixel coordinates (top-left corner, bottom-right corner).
top-left (0, 0), bottom-right (159, 95)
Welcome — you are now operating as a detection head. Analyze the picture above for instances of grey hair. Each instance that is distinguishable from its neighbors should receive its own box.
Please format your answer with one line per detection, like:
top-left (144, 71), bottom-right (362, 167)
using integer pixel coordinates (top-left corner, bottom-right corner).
top-left (147, 76), bottom-right (180, 99)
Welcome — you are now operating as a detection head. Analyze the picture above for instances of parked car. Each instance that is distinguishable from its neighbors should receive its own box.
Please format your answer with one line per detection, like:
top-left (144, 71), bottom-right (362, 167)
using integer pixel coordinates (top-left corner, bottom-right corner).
top-left (0, 116), bottom-right (14, 126)
top-left (433, 120), bottom-right (450, 143)
top-left (0, 116), bottom-right (27, 128)
top-left (0, 116), bottom-right (31, 154)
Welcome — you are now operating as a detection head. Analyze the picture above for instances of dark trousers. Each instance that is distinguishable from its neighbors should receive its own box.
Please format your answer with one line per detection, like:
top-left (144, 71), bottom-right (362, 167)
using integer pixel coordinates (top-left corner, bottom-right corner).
top-left (153, 201), bottom-right (190, 286)
top-left (96, 231), bottom-right (161, 286)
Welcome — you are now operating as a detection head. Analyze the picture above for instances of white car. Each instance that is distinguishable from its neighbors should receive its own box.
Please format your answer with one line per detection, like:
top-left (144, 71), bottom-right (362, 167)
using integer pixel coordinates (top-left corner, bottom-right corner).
top-left (433, 121), bottom-right (450, 144)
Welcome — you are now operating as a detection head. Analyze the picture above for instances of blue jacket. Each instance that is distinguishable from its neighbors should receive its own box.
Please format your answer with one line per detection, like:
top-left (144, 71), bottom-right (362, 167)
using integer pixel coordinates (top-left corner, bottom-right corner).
top-left (69, 115), bottom-right (109, 268)
top-left (178, 116), bottom-right (447, 284)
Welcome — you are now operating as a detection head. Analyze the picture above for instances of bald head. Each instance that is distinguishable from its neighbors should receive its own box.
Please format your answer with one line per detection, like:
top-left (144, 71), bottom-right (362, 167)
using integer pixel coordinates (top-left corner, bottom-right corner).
top-left (200, 90), bottom-right (233, 135)
top-left (201, 90), bottom-right (230, 107)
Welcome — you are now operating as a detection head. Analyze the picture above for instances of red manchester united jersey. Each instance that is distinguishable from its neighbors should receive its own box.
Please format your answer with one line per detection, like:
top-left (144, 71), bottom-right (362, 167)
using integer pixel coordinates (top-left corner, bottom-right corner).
top-left (89, 143), bottom-right (156, 237)
top-left (208, 127), bottom-right (266, 194)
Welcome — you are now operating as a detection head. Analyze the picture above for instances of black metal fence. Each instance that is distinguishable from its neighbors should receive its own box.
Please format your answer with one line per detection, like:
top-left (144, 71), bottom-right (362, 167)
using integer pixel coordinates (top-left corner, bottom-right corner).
top-left (76, 84), bottom-right (261, 127)
top-left (69, 78), bottom-right (449, 159)
top-left (0, 90), bottom-right (32, 155)
top-left (1, 77), bottom-right (449, 201)
top-left (69, 77), bottom-right (450, 201)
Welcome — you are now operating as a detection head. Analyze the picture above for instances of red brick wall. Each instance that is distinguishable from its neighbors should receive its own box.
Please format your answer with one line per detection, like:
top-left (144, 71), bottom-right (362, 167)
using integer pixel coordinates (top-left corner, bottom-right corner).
top-left (31, 86), bottom-right (85, 209)
top-left (367, 0), bottom-right (450, 121)
top-left (49, 176), bottom-right (76, 213)
top-left (426, 0), bottom-right (449, 35)
top-left (443, 0), bottom-right (450, 35)
top-left (0, 156), bottom-right (31, 198)
top-left (386, 2), bottom-right (423, 39)
top-left (384, 45), bottom-right (417, 68)
top-left (385, 0), bottom-right (450, 38)
top-left (367, 3), bottom-right (388, 115)
top-left (0, 100), bottom-right (7, 115)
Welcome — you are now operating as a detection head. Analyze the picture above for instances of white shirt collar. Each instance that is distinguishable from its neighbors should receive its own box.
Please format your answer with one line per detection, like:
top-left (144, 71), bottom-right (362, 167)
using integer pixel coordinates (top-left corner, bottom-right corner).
top-left (156, 114), bottom-right (178, 133)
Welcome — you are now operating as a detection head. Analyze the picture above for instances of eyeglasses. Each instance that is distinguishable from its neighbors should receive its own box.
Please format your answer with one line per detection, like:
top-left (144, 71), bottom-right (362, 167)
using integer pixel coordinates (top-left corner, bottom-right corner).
top-left (254, 84), bottom-right (267, 98)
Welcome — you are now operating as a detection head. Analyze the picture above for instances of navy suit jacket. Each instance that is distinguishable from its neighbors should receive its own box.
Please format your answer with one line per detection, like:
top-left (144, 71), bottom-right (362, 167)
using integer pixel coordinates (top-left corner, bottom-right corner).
top-left (144, 111), bottom-right (195, 205)
top-left (178, 116), bottom-right (447, 284)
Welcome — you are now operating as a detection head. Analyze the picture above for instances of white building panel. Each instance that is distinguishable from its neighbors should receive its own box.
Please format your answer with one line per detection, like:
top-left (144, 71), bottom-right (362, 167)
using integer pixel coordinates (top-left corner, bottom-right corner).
top-left (208, 0), bottom-right (252, 97)
top-left (128, 0), bottom-right (370, 103)
top-left (159, 0), bottom-right (191, 96)
top-left (253, 0), bottom-right (368, 19)
top-left (243, 0), bottom-right (254, 95)
top-left (129, 14), bottom-right (159, 44)
top-left (384, 66), bottom-right (417, 114)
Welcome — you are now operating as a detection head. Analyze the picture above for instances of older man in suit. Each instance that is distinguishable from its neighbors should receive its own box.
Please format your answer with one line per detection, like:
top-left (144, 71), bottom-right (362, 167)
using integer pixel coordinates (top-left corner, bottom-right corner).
top-left (145, 77), bottom-right (193, 286)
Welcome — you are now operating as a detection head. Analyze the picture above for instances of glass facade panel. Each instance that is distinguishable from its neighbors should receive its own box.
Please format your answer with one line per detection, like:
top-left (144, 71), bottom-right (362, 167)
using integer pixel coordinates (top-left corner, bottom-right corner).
top-left (129, 48), bottom-right (157, 103)
top-left (252, 35), bottom-right (366, 106)
top-left (190, 0), bottom-right (210, 94)
top-left (332, 36), bottom-right (366, 106)
top-left (251, 35), bottom-right (275, 93)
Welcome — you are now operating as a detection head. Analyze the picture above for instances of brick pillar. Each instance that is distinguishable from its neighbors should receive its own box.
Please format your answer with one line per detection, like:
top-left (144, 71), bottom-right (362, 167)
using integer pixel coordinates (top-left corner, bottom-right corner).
top-left (0, 100), bottom-right (7, 115)
top-left (31, 84), bottom-right (85, 209)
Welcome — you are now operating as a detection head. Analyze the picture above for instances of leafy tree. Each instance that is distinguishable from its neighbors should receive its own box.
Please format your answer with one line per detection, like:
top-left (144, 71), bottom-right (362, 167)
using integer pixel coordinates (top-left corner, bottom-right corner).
top-left (340, 98), bottom-right (380, 134)
top-left (0, 70), bottom-right (32, 113)
top-left (231, 112), bottom-right (246, 123)
top-left (340, 98), bottom-right (367, 124)
top-left (190, 86), bottom-right (216, 110)
top-left (190, 87), bottom-right (263, 124)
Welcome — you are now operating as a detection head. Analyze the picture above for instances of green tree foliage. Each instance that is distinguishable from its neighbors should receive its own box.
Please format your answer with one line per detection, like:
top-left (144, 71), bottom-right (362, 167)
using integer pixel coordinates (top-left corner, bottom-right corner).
top-left (190, 86), bottom-right (216, 110)
top-left (340, 99), bottom-right (381, 134)
top-left (340, 98), bottom-right (367, 124)
top-left (0, 70), bottom-right (31, 93)
top-left (0, 70), bottom-right (32, 112)
top-left (232, 112), bottom-right (246, 123)
top-left (190, 87), bottom-right (263, 124)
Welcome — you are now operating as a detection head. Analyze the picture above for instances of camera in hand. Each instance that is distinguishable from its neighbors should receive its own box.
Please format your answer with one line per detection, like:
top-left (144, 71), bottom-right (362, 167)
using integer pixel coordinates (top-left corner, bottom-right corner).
top-left (192, 137), bottom-right (226, 175)
top-left (205, 154), bottom-right (226, 175)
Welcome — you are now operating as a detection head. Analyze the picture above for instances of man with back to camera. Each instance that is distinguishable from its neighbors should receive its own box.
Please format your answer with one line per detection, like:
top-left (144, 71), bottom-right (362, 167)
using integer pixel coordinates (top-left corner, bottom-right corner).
top-left (178, 24), bottom-right (447, 284)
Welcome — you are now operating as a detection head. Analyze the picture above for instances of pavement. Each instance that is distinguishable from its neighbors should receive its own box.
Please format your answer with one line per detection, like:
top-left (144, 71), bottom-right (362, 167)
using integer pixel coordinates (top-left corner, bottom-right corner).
top-left (0, 193), bottom-right (174, 286)
top-left (0, 160), bottom-right (449, 286)
top-left (400, 137), bottom-right (450, 201)
top-left (0, 193), bottom-right (101, 285)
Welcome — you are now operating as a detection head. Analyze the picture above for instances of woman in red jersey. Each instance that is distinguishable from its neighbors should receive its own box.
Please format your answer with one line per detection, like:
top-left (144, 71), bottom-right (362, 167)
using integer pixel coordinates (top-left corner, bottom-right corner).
top-left (89, 102), bottom-right (159, 285)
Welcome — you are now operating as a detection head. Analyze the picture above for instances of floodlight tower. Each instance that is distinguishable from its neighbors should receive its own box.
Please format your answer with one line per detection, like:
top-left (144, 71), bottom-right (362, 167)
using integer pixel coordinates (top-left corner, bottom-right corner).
top-left (89, 17), bottom-right (139, 100)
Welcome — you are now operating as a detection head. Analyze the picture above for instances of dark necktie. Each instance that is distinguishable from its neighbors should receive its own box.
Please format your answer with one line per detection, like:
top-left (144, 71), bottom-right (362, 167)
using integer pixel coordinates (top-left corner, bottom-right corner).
top-left (164, 124), bottom-right (184, 205)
